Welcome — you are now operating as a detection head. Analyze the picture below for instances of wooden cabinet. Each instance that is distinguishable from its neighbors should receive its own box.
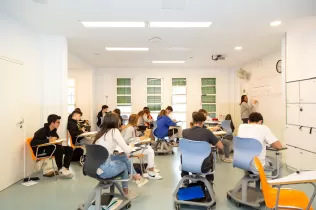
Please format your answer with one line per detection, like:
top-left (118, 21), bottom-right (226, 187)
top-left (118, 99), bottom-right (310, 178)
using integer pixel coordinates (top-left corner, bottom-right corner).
top-left (286, 82), bottom-right (300, 103)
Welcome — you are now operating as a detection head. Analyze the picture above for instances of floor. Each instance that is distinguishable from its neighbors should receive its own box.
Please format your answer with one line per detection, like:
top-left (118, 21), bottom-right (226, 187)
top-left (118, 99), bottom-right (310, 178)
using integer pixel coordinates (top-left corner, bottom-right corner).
top-left (0, 148), bottom-right (315, 210)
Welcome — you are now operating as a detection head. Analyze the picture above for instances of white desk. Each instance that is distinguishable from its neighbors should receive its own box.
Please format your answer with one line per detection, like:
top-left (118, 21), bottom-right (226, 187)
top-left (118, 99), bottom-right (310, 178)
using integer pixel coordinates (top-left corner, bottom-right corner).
top-left (78, 131), bottom-right (97, 138)
top-left (212, 131), bottom-right (227, 136)
top-left (268, 170), bottom-right (316, 210)
top-left (205, 121), bottom-right (221, 126)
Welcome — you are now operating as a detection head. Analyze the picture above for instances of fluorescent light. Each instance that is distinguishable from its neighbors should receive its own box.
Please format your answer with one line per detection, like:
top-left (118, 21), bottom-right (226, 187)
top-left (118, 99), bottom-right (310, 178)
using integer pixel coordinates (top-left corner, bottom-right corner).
top-left (152, 61), bottom-right (186, 64)
top-left (270, 20), bottom-right (282, 27)
top-left (105, 47), bottom-right (149, 51)
top-left (235, 46), bottom-right (243, 50)
top-left (149, 22), bottom-right (212, 28)
top-left (81, 21), bottom-right (146, 28)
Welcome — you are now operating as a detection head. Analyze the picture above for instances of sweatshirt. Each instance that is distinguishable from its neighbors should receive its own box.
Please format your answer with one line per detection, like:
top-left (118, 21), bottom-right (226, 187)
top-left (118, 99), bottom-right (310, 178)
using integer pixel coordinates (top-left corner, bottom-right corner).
top-left (95, 128), bottom-right (132, 155)
top-left (67, 118), bottom-right (83, 141)
top-left (121, 126), bottom-right (139, 144)
top-left (153, 115), bottom-right (176, 138)
top-left (240, 101), bottom-right (255, 119)
top-left (31, 123), bottom-right (59, 147)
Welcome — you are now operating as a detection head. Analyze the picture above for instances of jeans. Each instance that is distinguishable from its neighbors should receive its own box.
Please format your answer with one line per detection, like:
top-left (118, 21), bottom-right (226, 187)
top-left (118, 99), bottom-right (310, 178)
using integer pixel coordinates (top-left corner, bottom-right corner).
top-left (98, 154), bottom-right (135, 188)
top-left (218, 138), bottom-right (231, 158)
top-left (133, 147), bottom-right (155, 168)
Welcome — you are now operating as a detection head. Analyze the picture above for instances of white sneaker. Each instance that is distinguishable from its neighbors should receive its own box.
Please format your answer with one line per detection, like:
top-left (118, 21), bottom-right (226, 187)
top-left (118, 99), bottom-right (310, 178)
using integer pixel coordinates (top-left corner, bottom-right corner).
top-left (142, 173), bottom-right (148, 178)
top-left (136, 177), bottom-right (148, 187)
top-left (147, 171), bottom-right (163, 180)
top-left (154, 168), bottom-right (160, 173)
top-left (59, 167), bottom-right (73, 178)
top-left (125, 191), bottom-right (138, 200)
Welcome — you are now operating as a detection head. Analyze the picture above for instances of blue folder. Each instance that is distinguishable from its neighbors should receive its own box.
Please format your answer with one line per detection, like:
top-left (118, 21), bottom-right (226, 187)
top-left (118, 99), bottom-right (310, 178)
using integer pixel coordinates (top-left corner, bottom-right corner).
top-left (177, 185), bottom-right (205, 201)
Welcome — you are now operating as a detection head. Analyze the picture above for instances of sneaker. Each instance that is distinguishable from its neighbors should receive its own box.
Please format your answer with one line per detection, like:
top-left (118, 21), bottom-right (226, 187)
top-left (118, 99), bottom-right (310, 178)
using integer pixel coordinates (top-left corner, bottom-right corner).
top-left (59, 167), bottom-right (73, 178)
top-left (147, 171), bottom-right (163, 180)
top-left (154, 168), bottom-right (160, 173)
top-left (222, 157), bottom-right (233, 163)
top-left (136, 177), bottom-right (148, 187)
top-left (125, 191), bottom-right (138, 200)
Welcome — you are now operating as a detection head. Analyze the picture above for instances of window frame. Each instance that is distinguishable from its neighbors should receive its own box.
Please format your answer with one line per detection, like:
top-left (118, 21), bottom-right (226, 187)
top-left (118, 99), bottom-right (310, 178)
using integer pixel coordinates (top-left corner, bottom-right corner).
top-left (146, 78), bottom-right (163, 114)
top-left (116, 78), bottom-right (132, 116)
top-left (201, 78), bottom-right (216, 118)
top-left (172, 78), bottom-right (187, 128)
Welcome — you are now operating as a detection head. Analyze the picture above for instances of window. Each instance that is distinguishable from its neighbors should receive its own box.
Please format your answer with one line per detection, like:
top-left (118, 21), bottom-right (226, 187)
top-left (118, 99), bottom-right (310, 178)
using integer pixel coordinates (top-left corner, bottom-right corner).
top-left (68, 78), bottom-right (76, 113)
top-left (172, 78), bottom-right (187, 128)
top-left (117, 78), bottom-right (132, 115)
top-left (147, 78), bottom-right (162, 119)
top-left (201, 78), bottom-right (216, 118)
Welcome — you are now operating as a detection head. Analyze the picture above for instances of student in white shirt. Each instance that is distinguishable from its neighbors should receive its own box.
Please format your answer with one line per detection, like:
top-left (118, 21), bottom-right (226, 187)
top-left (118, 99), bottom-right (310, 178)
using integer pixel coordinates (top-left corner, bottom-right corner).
top-left (121, 114), bottom-right (162, 180)
top-left (237, 112), bottom-right (282, 170)
top-left (93, 113), bottom-right (148, 199)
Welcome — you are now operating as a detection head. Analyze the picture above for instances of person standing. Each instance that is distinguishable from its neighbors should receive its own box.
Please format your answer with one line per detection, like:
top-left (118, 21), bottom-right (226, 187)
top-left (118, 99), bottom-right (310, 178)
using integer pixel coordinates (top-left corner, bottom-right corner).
top-left (240, 95), bottom-right (258, 124)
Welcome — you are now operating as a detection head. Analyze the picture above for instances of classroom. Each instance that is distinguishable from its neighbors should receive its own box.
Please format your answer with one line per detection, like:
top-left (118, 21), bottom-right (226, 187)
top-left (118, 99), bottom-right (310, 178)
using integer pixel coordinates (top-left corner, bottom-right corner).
top-left (1, 0), bottom-right (316, 209)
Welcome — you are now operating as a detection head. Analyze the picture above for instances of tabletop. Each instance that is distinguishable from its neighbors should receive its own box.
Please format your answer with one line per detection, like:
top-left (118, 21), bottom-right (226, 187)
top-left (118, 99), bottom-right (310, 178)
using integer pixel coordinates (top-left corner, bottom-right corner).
top-left (268, 170), bottom-right (316, 185)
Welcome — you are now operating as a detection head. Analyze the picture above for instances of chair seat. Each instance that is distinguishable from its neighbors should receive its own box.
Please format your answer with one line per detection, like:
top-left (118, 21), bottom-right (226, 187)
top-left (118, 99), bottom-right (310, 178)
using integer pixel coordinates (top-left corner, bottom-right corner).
top-left (266, 188), bottom-right (313, 210)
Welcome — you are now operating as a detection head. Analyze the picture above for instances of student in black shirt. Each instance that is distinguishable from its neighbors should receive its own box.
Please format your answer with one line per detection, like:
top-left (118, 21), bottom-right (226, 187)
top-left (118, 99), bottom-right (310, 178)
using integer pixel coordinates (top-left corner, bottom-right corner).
top-left (68, 110), bottom-right (86, 145)
top-left (31, 114), bottom-right (73, 177)
top-left (97, 105), bottom-right (110, 128)
top-left (181, 112), bottom-right (223, 184)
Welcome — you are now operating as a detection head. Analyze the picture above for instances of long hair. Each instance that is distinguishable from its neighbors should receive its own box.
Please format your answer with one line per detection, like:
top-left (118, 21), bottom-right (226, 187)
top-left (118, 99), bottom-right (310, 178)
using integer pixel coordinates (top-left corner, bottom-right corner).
top-left (93, 113), bottom-right (120, 144)
top-left (138, 110), bottom-right (144, 117)
top-left (127, 114), bottom-right (139, 127)
top-left (240, 95), bottom-right (247, 105)
top-left (158, 109), bottom-right (167, 117)
top-left (113, 108), bottom-right (121, 116)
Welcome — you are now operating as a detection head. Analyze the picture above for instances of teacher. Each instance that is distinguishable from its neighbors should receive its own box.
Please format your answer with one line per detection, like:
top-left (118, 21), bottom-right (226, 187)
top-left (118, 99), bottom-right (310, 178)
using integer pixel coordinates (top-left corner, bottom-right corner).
top-left (240, 95), bottom-right (258, 124)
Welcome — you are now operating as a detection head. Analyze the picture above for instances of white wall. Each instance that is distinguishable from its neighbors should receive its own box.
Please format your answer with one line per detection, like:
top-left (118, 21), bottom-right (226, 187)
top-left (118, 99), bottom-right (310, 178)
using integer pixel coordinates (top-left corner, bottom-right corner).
top-left (236, 52), bottom-right (285, 142)
top-left (0, 12), bottom-right (68, 181)
top-left (94, 68), bottom-right (232, 127)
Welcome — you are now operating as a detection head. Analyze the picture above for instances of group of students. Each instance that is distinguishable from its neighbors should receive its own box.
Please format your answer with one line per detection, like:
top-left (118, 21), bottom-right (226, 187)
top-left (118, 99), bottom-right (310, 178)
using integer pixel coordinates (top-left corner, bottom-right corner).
top-left (29, 98), bottom-right (283, 202)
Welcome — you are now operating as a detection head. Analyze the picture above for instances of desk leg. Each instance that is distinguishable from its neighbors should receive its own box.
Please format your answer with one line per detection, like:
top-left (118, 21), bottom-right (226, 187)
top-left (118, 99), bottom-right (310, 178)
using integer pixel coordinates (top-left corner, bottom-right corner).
top-left (306, 183), bottom-right (316, 210)
top-left (274, 185), bottom-right (281, 210)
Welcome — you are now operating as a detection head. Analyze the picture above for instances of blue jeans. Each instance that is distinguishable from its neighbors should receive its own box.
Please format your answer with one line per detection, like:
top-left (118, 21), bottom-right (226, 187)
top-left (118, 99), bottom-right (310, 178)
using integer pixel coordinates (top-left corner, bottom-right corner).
top-left (98, 154), bottom-right (135, 188)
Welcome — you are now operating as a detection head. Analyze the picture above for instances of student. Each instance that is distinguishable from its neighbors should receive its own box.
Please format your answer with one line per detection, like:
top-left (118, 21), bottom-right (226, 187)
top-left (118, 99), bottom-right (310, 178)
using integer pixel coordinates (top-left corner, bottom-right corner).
top-left (113, 108), bottom-right (124, 128)
top-left (121, 114), bottom-right (162, 180)
top-left (31, 114), bottom-right (73, 177)
top-left (181, 112), bottom-right (224, 185)
top-left (143, 109), bottom-right (154, 127)
top-left (154, 110), bottom-right (178, 140)
top-left (137, 110), bottom-right (146, 127)
top-left (237, 112), bottom-right (282, 170)
top-left (198, 109), bottom-right (232, 163)
top-left (143, 107), bottom-right (153, 122)
top-left (93, 113), bottom-right (148, 199)
top-left (67, 110), bottom-right (86, 145)
top-left (165, 106), bottom-right (183, 142)
top-left (97, 105), bottom-right (109, 128)
top-left (240, 95), bottom-right (258, 124)
top-left (68, 108), bottom-right (82, 120)
top-left (224, 114), bottom-right (235, 136)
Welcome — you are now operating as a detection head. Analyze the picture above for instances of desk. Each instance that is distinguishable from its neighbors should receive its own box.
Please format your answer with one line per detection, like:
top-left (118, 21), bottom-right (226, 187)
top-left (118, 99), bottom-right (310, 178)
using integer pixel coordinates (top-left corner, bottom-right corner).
top-left (78, 131), bottom-right (97, 138)
top-left (212, 131), bottom-right (227, 136)
top-left (37, 139), bottom-right (66, 147)
top-left (268, 170), bottom-right (316, 210)
top-left (205, 121), bottom-right (221, 126)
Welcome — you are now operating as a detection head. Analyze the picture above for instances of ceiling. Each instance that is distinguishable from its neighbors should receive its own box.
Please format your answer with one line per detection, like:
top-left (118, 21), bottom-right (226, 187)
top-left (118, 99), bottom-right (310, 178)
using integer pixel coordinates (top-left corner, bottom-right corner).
top-left (2, 0), bottom-right (316, 69)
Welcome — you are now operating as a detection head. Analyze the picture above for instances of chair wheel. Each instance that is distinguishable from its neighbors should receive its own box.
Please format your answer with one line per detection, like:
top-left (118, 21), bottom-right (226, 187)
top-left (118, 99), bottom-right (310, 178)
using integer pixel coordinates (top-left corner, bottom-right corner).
top-left (236, 202), bottom-right (242, 207)
top-left (79, 156), bottom-right (85, 166)
top-left (125, 203), bottom-right (131, 209)
top-left (175, 204), bottom-right (180, 210)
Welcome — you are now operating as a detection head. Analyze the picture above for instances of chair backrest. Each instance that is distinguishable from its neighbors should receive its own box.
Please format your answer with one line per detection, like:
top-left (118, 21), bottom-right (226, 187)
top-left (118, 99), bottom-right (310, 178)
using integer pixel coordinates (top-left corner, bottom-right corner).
top-left (179, 138), bottom-right (212, 174)
top-left (26, 137), bottom-right (36, 160)
top-left (221, 120), bottom-right (232, 135)
top-left (254, 157), bottom-right (274, 207)
top-left (83, 144), bottom-right (109, 179)
top-left (233, 137), bottom-right (262, 172)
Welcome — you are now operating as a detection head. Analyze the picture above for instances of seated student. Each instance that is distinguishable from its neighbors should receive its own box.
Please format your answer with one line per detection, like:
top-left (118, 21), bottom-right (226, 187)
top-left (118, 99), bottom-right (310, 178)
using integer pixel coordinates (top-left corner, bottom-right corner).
top-left (165, 106), bottom-right (183, 142)
top-left (198, 109), bottom-right (232, 163)
top-left (224, 114), bottom-right (235, 140)
top-left (237, 112), bottom-right (282, 171)
top-left (96, 105), bottom-right (109, 129)
top-left (31, 114), bottom-right (73, 177)
top-left (154, 110), bottom-right (178, 140)
top-left (113, 108), bottom-right (124, 129)
top-left (143, 109), bottom-right (154, 127)
top-left (68, 110), bottom-right (87, 145)
top-left (68, 108), bottom-right (81, 120)
top-left (94, 113), bottom-right (148, 199)
top-left (181, 112), bottom-right (224, 186)
top-left (121, 114), bottom-right (162, 180)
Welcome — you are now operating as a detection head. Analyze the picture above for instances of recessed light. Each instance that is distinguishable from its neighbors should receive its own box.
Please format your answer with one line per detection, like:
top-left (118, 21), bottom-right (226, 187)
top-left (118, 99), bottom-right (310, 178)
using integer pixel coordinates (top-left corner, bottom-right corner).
top-left (81, 21), bottom-right (146, 28)
top-left (105, 47), bottom-right (149, 51)
top-left (152, 61), bottom-right (186, 64)
top-left (235, 46), bottom-right (243, 50)
top-left (270, 20), bottom-right (282, 27)
top-left (149, 22), bottom-right (212, 28)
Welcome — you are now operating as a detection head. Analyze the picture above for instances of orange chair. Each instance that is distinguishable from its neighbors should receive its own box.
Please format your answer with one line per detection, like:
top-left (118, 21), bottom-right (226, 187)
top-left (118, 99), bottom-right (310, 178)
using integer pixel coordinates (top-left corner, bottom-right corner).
top-left (254, 157), bottom-right (313, 210)
top-left (26, 137), bottom-right (58, 181)
top-left (68, 132), bottom-right (86, 166)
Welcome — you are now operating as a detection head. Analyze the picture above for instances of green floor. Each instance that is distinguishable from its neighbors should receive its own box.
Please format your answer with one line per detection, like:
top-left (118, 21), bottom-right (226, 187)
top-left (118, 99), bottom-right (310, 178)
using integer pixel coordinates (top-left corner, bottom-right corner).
top-left (0, 148), bottom-right (315, 210)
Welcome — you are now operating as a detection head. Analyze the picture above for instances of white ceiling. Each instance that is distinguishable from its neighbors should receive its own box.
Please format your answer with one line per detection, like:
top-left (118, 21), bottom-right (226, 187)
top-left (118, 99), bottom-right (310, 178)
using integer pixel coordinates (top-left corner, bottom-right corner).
top-left (2, 0), bottom-right (316, 69)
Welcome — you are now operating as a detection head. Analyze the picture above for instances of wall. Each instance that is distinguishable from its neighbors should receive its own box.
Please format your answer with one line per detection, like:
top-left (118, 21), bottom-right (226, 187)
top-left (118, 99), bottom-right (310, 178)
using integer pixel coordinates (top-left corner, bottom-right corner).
top-left (94, 68), bottom-right (232, 127)
top-left (68, 54), bottom-right (95, 125)
top-left (0, 12), bottom-right (68, 182)
top-left (236, 52), bottom-right (285, 142)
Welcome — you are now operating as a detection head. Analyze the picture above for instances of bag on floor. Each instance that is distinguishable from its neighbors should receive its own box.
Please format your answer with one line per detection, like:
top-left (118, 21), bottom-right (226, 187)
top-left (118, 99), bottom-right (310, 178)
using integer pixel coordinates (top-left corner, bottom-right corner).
top-left (71, 148), bottom-right (83, 161)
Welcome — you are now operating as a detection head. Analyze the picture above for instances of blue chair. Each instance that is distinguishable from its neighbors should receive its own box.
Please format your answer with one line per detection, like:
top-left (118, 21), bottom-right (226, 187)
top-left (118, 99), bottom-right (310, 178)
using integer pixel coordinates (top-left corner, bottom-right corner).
top-left (221, 120), bottom-right (233, 136)
top-left (226, 137), bottom-right (283, 209)
top-left (173, 139), bottom-right (216, 210)
top-left (152, 121), bottom-right (174, 155)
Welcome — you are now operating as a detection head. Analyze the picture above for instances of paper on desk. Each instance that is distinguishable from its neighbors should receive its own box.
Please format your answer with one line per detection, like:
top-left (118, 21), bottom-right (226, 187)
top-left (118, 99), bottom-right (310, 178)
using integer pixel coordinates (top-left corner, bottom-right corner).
top-left (114, 145), bottom-right (137, 153)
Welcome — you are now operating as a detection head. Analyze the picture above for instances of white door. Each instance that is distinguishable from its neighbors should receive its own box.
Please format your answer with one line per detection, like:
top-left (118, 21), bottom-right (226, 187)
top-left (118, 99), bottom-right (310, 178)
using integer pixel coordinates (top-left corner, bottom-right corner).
top-left (0, 59), bottom-right (24, 191)
top-left (286, 82), bottom-right (300, 104)
top-left (286, 104), bottom-right (300, 125)
top-left (300, 79), bottom-right (316, 103)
